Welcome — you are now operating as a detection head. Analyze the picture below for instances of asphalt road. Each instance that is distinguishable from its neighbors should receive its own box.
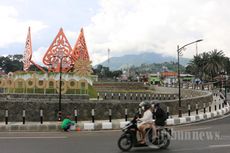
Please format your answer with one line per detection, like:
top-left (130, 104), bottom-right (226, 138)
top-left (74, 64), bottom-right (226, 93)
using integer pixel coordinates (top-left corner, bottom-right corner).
top-left (1, 114), bottom-right (230, 153)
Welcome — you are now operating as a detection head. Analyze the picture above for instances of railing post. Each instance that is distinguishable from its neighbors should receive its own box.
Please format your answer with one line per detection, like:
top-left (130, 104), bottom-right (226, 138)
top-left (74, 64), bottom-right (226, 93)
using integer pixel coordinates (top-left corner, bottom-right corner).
top-left (130, 93), bottom-right (132, 100)
top-left (5, 109), bottom-right (8, 125)
top-left (188, 104), bottom-right (191, 116)
top-left (97, 93), bottom-right (99, 100)
top-left (91, 109), bottom-right (95, 123)
top-left (74, 109), bottom-right (78, 123)
top-left (40, 109), bottom-right (43, 124)
top-left (166, 106), bottom-right (170, 119)
top-left (104, 93), bottom-right (107, 100)
top-left (22, 109), bottom-right (26, 124)
top-left (209, 102), bottom-right (211, 112)
top-left (109, 108), bottom-right (112, 122)
top-left (196, 104), bottom-right (198, 115)
top-left (124, 93), bottom-right (127, 100)
top-left (125, 108), bottom-right (128, 121)
top-left (111, 93), bottom-right (114, 99)
top-left (203, 103), bottom-right (206, 114)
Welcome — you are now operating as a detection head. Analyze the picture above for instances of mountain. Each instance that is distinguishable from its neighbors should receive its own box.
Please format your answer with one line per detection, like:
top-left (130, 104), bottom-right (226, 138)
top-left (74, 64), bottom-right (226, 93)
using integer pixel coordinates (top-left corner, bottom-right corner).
top-left (98, 52), bottom-right (191, 70)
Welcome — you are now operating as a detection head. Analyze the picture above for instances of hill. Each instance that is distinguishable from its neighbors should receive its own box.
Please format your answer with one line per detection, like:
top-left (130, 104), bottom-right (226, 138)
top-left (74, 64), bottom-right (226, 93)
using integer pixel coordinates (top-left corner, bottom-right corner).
top-left (98, 52), bottom-right (190, 70)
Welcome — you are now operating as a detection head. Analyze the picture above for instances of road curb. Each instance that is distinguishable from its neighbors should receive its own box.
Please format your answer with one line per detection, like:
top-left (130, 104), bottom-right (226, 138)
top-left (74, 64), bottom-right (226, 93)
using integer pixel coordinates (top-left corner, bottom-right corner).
top-left (0, 105), bottom-right (229, 132)
top-left (76, 105), bottom-right (230, 130)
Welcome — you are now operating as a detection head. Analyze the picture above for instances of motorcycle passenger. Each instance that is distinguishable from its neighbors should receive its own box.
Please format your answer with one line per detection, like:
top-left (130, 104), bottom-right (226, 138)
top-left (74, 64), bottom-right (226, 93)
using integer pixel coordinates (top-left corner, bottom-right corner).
top-left (138, 101), bottom-right (156, 144)
top-left (152, 102), bottom-right (167, 127)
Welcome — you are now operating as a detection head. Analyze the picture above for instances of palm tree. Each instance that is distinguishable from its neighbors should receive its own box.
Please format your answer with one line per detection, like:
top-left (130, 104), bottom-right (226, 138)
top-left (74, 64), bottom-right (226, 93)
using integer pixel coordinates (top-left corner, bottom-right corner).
top-left (186, 53), bottom-right (209, 80)
top-left (223, 57), bottom-right (230, 74)
top-left (200, 52), bottom-right (210, 80)
top-left (204, 49), bottom-right (225, 80)
top-left (186, 49), bottom-right (226, 81)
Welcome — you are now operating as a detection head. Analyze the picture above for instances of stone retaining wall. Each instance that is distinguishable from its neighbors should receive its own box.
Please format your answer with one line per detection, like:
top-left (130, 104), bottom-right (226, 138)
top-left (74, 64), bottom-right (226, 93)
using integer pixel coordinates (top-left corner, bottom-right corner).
top-left (0, 88), bottom-right (213, 121)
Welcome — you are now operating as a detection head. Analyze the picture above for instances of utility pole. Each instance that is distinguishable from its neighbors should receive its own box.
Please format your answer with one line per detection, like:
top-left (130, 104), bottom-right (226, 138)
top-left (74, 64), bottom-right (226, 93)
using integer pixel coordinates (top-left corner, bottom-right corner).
top-left (108, 48), bottom-right (110, 69)
top-left (196, 42), bottom-right (198, 56)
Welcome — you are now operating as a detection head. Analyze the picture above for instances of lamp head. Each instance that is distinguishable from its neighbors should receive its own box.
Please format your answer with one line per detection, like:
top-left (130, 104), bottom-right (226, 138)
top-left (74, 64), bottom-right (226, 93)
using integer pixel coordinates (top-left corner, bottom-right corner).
top-left (196, 39), bottom-right (203, 42)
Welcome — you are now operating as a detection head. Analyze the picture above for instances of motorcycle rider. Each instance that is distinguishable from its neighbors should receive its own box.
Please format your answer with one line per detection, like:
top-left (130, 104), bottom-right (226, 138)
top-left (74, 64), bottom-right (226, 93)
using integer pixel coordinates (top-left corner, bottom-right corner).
top-left (138, 101), bottom-right (156, 144)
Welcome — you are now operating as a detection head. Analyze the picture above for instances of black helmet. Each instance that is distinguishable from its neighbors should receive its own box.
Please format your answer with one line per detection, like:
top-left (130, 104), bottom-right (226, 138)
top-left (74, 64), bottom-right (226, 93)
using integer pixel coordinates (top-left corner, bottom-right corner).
top-left (139, 101), bottom-right (151, 111)
top-left (150, 100), bottom-right (160, 108)
top-left (155, 103), bottom-right (160, 107)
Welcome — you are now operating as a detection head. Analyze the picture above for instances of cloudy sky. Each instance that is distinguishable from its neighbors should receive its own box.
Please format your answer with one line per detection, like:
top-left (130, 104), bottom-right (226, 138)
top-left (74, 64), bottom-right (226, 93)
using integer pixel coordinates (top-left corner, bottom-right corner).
top-left (0, 0), bottom-right (230, 65)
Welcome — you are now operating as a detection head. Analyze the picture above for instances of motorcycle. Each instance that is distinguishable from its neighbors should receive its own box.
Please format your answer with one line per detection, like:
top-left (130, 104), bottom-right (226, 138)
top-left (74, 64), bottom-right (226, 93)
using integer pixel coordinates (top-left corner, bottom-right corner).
top-left (117, 114), bottom-right (172, 151)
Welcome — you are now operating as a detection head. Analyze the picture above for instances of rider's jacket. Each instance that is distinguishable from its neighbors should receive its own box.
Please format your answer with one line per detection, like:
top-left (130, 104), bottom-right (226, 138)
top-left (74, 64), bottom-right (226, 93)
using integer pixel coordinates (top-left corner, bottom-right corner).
top-left (153, 108), bottom-right (167, 126)
top-left (139, 109), bottom-right (153, 124)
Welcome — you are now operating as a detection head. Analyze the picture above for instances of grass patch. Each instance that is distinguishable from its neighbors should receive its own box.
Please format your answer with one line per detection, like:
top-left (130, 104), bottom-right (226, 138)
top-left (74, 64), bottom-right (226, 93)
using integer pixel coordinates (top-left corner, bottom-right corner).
top-left (88, 85), bottom-right (97, 98)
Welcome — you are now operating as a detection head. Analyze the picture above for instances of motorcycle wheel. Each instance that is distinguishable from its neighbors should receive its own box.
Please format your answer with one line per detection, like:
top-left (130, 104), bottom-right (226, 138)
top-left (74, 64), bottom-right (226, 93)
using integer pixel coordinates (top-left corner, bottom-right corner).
top-left (160, 134), bottom-right (170, 149)
top-left (118, 135), bottom-right (132, 152)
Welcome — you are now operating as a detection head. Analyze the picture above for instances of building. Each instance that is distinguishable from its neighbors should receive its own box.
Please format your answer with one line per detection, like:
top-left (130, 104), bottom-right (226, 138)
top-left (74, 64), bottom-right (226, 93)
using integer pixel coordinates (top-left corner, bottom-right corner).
top-left (180, 74), bottom-right (195, 82)
top-left (161, 71), bottom-right (177, 85)
top-left (148, 73), bottom-right (161, 85)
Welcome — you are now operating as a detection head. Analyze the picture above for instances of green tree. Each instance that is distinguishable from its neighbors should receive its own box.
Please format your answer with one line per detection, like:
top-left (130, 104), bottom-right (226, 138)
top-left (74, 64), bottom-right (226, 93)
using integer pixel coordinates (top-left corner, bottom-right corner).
top-left (186, 49), bottom-right (226, 81)
top-left (0, 55), bottom-right (23, 73)
top-left (204, 50), bottom-right (225, 80)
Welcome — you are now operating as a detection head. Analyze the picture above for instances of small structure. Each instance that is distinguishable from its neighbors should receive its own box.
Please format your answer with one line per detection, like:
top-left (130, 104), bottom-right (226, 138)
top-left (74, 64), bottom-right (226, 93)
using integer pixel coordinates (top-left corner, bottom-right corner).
top-left (148, 73), bottom-right (161, 85)
top-left (180, 74), bottom-right (195, 83)
top-left (161, 71), bottom-right (177, 85)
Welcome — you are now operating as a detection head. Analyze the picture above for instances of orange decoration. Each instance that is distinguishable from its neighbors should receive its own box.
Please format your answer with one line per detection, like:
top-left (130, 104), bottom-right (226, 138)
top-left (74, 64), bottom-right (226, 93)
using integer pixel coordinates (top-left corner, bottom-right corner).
top-left (23, 27), bottom-right (32, 71)
top-left (71, 28), bottom-right (90, 61)
top-left (23, 27), bottom-right (46, 73)
top-left (43, 28), bottom-right (74, 72)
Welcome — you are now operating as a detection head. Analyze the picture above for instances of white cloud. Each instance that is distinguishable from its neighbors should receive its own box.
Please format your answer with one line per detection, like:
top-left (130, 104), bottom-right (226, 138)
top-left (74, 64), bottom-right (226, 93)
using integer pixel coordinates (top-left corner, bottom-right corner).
top-left (65, 30), bottom-right (79, 42)
top-left (32, 46), bottom-right (47, 66)
top-left (85, 0), bottom-right (230, 65)
top-left (0, 5), bottom-right (47, 48)
top-left (2, 0), bottom-right (230, 66)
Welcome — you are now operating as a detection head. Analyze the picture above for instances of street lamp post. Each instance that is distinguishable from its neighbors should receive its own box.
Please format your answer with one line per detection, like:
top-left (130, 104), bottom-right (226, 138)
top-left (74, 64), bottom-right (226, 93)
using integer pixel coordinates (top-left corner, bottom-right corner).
top-left (58, 58), bottom-right (63, 121)
top-left (177, 39), bottom-right (203, 117)
top-left (225, 72), bottom-right (228, 104)
top-left (54, 55), bottom-right (68, 121)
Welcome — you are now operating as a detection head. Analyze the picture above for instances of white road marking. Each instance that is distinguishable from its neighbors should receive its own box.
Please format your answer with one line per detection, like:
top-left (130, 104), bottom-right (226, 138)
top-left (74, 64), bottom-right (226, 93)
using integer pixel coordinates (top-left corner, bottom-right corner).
top-left (179, 127), bottom-right (211, 132)
top-left (0, 136), bottom-right (67, 139)
top-left (171, 147), bottom-right (208, 152)
top-left (172, 144), bottom-right (230, 152)
top-left (0, 131), bottom-right (62, 133)
top-left (78, 129), bottom-right (120, 133)
top-left (209, 144), bottom-right (230, 148)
